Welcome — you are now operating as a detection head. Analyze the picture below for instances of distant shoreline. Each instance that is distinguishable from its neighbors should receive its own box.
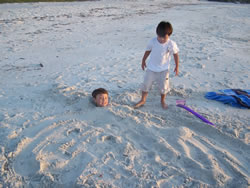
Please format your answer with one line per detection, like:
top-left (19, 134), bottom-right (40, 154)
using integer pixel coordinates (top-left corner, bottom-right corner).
top-left (207, 0), bottom-right (250, 3)
top-left (0, 0), bottom-right (96, 4)
top-left (0, 0), bottom-right (249, 4)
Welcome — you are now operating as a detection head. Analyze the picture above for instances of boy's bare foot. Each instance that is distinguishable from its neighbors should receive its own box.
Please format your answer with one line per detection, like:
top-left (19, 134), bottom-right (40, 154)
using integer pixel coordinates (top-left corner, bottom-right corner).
top-left (161, 101), bottom-right (168, 109)
top-left (134, 100), bottom-right (145, 109)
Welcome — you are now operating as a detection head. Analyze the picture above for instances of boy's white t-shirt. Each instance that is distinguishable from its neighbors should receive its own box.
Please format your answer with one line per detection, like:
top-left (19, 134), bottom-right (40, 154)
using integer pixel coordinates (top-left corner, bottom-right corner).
top-left (146, 37), bottom-right (179, 72)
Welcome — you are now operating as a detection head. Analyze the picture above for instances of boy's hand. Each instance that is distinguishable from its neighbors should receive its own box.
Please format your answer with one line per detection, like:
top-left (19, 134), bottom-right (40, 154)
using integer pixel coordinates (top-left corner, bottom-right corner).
top-left (142, 61), bottom-right (147, 71)
top-left (173, 53), bottom-right (179, 76)
top-left (174, 67), bottom-right (179, 76)
top-left (141, 51), bottom-right (150, 71)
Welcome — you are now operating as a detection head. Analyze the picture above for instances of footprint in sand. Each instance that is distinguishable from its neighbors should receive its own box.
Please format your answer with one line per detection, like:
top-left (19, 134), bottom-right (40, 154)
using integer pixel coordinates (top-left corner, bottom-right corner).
top-left (66, 128), bottom-right (81, 136)
top-left (101, 135), bottom-right (122, 144)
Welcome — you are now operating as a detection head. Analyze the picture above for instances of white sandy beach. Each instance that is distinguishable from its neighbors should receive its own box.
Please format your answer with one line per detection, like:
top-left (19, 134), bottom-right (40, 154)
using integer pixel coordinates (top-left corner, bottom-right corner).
top-left (0, 0), bottom-right (249, 187)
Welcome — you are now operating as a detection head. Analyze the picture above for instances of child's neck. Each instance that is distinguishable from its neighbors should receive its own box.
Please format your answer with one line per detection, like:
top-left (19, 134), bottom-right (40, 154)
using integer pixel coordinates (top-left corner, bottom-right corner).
top-left (157, 36), bottom-right (169, 44)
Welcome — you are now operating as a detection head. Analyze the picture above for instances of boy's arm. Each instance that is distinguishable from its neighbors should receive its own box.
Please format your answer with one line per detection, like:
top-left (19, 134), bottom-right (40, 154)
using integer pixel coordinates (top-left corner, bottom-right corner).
top-left (142, 51), bottom-right (151, 71)
top-left (173, 53), bottom-right (179, 76)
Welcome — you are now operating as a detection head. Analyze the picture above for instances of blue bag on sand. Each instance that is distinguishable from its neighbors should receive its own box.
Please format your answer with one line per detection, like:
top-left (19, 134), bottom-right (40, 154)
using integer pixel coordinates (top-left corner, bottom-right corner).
top-left (205, 89), bottom-right (250, 109)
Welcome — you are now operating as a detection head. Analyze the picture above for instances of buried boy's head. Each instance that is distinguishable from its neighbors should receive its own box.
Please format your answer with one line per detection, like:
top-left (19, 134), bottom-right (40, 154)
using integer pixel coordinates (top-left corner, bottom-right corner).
top-left (92, 88), bottom-right (109, 107)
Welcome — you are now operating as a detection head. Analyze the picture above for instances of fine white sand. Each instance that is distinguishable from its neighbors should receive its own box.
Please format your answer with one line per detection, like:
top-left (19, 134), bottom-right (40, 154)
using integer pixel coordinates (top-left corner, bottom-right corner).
top-left (0, 0), bottom-right (249, 187)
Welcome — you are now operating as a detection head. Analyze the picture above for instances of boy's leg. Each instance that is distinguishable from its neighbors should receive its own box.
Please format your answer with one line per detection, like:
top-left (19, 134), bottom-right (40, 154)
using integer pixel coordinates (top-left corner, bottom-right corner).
top-left (158, 71), bottom-right (169, 109)
top-left (161, 93), bottom-right (168, 109)
top-left (134, 91), bottom-right (148, 108)
top-left (134, 70), bottom-right (154, 108)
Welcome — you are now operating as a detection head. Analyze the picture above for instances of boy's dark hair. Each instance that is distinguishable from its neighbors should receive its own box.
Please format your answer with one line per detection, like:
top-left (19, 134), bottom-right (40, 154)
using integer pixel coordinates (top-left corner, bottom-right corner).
top-left (156, 21), bottom-right (173, 37)
top-left (92, 88), bottom-right (108, 98)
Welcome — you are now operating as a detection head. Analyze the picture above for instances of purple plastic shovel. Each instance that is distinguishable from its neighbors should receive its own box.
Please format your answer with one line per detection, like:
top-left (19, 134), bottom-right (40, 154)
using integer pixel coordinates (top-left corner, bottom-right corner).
top-left (176, 100), bottom-right (215, 126)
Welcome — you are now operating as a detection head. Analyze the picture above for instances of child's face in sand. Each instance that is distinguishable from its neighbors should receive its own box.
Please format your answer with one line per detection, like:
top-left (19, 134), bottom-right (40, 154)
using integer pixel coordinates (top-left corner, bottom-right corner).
top-left (95, 93), bottom-right (109, 107)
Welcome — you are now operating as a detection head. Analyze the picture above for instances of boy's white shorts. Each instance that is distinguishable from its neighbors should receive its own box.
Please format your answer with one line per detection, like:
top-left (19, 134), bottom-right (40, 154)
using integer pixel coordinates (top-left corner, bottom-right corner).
top-left (141, 69), bottom-right (170, 94)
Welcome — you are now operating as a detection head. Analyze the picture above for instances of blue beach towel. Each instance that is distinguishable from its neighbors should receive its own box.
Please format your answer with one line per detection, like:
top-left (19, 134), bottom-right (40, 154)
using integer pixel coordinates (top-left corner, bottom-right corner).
top-left (205, 89), bottom-right (250, 109)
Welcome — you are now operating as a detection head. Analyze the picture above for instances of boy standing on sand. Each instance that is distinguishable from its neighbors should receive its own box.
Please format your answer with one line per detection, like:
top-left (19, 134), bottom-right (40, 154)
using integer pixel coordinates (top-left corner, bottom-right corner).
top-left (135, 21), bottom-right (179, 109)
